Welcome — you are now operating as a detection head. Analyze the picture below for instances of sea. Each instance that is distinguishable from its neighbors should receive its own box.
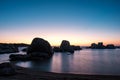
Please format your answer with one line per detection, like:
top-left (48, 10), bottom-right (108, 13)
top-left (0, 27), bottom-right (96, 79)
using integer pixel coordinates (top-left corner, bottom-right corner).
top-left (0, 47), bottom-right (120, 75)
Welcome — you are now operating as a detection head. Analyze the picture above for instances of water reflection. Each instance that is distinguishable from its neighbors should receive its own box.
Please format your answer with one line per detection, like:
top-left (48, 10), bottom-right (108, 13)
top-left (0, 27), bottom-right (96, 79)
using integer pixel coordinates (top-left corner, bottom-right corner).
top-left (15, 59), bottom-right (52, 72)
top-left (1, 49), bottom-right (120, 75)
top-left (61, 52), bottom-right (74, 73)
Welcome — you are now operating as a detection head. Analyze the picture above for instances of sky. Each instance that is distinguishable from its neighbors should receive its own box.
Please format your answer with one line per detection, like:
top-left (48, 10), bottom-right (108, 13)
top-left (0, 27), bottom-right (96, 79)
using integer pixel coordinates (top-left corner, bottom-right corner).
top-left (0, 0), bottom-right (120, 46)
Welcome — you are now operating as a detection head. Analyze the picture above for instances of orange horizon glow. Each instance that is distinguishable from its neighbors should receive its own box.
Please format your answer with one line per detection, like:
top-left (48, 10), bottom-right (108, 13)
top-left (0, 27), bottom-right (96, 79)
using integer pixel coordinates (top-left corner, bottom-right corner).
top-left (0, 26), bottom-right (120, 46)
top-left (0, 37), bottom-right (120, 46)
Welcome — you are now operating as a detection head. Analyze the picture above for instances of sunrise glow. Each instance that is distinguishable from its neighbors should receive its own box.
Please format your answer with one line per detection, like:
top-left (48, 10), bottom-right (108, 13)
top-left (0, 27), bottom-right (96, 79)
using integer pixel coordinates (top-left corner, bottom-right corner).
top-left (0, 0), bottom-right (120, 46)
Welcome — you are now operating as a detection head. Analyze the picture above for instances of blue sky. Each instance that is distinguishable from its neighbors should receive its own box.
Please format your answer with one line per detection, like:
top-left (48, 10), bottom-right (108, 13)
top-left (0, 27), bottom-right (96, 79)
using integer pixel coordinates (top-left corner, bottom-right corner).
top-left (0, 0), bottom-right (120, 46)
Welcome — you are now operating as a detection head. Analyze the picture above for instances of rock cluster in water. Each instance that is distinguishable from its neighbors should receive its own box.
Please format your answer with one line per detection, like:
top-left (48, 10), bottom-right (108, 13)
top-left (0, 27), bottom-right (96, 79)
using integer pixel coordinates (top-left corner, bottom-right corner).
top-left (90, 42), bottom-right (116, 49)
top-left (60, 40), bottom-right (74, 53)
top-left (9, 37), bottom-right (53, 61)
top-left (0, 43), bottom-right (19, 54)
top-left (53, 40), bottom-right (82, 53)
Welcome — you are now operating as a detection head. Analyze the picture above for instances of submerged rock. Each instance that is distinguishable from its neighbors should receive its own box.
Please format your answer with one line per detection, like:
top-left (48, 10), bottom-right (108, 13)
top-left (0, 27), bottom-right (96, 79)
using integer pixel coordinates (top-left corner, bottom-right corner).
top-left (0, 62), bottom-right (16, 76)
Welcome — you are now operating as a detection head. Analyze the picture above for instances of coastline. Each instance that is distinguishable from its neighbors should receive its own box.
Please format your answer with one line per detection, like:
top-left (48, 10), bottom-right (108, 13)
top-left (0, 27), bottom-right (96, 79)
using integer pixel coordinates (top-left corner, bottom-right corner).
top-left (0, 64), bottom-right (120, 80)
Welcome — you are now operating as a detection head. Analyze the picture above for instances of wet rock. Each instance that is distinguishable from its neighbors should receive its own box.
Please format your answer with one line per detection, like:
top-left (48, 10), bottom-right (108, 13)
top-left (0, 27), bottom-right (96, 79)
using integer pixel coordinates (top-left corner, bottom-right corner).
top-left (0, 62), bottom-right (16, 76)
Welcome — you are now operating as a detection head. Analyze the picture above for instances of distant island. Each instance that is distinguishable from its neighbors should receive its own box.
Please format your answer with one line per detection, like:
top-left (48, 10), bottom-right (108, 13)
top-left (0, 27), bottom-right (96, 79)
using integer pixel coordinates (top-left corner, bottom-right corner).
top-left (88, 42), bottom-right (116, 49)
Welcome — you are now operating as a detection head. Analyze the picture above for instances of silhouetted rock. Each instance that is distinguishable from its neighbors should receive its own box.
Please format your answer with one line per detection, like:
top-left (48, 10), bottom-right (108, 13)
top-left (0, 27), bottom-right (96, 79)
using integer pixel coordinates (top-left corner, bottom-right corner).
top-left (106, 44), bottom-right (116, 49)
top-left (90, 42), bottom-right (105, 49)
top-left (53, 47), bottom-right (61, 52)
top-left (0, 44), bottom-right (19, 54)
top-left (91, 43), bottom-right (97, 49)
top-left (9, 54), bottom-right (30, 61)
top-left (27, 37), bottom-right (53, 60)
top-left (89, 42), bottom-right (116, 49)
top-left (60, 40), bottom-right (74, 53)
top-left (71, 45), bottom-right (82, 50)
top-left (97, 42), bottom-right (105, 49)
top-left (0, 62), bottom-right (16, 76)
top-left (13, 43), bottom-right (29, 47)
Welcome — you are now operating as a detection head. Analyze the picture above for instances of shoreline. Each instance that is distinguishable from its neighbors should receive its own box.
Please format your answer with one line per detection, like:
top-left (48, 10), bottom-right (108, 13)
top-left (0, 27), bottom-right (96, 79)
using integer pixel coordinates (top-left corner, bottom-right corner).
top-left (0, 64), bottom-right (120, 80)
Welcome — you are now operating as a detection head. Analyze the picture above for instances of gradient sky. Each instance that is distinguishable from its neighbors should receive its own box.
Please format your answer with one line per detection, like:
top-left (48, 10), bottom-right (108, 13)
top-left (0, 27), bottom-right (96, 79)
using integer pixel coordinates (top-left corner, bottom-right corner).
top-left (0, 0), bottom-right (120, 46)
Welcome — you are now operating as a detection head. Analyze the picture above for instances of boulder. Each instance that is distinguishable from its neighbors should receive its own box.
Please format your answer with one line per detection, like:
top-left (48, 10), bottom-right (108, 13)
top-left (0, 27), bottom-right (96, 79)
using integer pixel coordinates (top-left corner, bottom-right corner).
top-left (27, 38), bottom-right (53, 60)
top-left (60, 40), bottom-right (74, 53)
top-left (0, 62), bottom-right (16, 76)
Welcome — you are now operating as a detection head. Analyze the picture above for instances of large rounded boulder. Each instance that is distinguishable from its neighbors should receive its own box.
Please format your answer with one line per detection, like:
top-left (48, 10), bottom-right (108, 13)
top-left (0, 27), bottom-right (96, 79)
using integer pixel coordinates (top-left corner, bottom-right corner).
top-left (27, 38), bottom-right (53, 60)
top-left (60, 40), bottom-right (74, 53)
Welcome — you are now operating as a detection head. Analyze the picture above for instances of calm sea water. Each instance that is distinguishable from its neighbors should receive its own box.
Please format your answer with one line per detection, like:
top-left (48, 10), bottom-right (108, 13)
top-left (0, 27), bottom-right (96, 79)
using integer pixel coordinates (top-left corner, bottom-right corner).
top-left (0, 48), bottom-right (120, 75)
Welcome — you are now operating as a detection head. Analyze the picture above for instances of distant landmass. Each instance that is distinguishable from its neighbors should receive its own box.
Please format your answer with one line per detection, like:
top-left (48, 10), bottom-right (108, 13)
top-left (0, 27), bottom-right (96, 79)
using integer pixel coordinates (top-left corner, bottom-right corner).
top-left (87, 42), bottom-right (117, 49)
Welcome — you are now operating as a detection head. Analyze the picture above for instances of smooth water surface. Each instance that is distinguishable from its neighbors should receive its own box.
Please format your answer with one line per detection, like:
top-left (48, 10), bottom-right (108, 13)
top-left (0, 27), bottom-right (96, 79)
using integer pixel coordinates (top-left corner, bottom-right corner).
top-left (1, 48), bottom-right (120, 75)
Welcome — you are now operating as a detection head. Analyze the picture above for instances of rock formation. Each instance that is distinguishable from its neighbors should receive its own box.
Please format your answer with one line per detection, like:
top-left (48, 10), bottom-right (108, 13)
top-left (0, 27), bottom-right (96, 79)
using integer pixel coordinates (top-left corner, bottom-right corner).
top-left (60, 40), bottom-right (74, 53)
top-left (0, 44), bottom-right (19, 54)
top-left (10, 37), bottom-right (53, 61)
top-left (90, 42), bottom-right (116, 49)
top-left (27, 38), bottom-right (53, 59)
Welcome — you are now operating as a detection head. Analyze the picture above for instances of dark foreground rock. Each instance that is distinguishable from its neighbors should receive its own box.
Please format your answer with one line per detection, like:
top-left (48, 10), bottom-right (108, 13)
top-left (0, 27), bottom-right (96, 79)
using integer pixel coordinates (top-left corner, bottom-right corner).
top-left (0, 62), bottom-right (16, 76)
top-left (0, 43), bottom-right (19, 54)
